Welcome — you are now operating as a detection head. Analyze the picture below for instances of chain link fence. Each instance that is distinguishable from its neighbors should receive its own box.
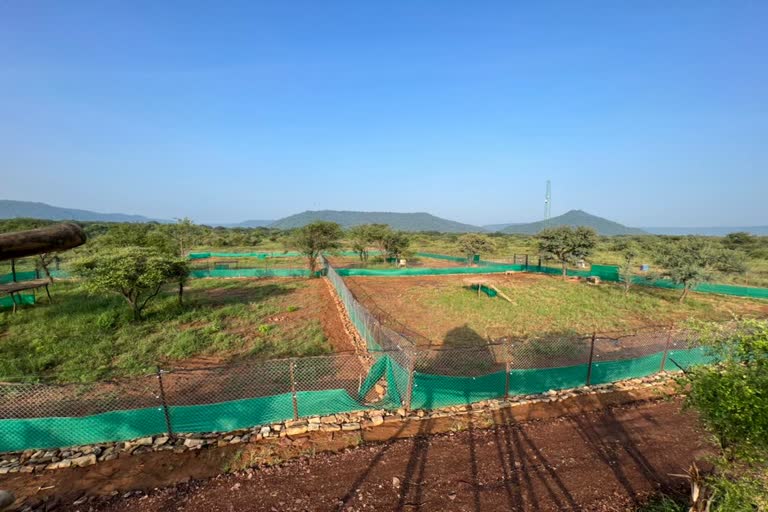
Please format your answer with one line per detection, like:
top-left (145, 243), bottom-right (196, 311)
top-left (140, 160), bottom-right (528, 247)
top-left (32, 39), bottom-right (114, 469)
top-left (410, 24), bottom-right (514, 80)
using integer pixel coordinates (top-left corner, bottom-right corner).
top-left (0, 258), bottom-right (720, 453)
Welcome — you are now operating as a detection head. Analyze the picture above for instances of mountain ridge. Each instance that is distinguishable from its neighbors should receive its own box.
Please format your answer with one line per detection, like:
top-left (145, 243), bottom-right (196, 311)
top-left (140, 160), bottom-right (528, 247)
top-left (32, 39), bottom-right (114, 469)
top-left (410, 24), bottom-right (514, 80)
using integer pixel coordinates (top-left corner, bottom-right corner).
top-left (0, 200), bottom-right (169, 223)
top-left (2, 200), bottom-right (762, 235)
top-left (497, 210), bottom-right (646, 236)
top-left (269, 210), bottom-right (485, 232)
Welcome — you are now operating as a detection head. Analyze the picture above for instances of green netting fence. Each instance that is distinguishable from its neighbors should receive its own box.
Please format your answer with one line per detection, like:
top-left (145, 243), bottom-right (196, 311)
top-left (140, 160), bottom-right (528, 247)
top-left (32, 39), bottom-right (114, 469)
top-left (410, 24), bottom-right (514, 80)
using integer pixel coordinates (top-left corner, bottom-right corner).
top-left (0, 257), bottom-right (744, 453)
top-left (0, 269), bottom-right (69, 285)
top-left (188, 250), bottom-right (382, 260)
top-left (0, 294), bottom-right (35, 309)
top-left (4, 251), bottom-right (764, 300)
top-left (189, 268), bottom-right (318, 278)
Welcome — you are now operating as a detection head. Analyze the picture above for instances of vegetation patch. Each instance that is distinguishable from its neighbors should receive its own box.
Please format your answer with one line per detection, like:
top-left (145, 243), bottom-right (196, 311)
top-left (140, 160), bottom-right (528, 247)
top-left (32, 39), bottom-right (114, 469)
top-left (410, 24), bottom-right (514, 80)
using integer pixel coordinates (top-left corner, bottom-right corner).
top-left (0, 278), bottom-right (337, 383)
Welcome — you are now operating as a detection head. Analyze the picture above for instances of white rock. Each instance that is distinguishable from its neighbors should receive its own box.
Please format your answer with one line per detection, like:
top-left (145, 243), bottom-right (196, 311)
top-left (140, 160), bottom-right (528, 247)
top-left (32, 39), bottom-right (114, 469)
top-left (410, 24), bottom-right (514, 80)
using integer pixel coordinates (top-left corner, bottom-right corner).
top-left (183, 439), bottom-right (204, 449)
top-left (71, 454), bottom-right (97, 467)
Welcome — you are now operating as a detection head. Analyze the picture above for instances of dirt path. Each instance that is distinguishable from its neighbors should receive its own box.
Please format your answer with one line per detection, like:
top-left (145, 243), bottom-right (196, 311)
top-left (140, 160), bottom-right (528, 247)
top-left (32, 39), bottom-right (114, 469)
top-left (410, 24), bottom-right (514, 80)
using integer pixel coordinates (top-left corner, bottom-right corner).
top-left (63, 399), bottom-right (709, 512)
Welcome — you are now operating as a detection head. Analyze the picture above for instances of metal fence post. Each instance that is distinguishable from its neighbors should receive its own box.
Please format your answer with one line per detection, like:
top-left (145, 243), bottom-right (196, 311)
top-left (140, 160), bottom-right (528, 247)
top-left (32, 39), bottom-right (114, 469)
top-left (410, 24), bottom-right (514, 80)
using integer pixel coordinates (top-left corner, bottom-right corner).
top-left (404, 351), bottom-right (415, 412)
top-left (585, 332), bottom-right (597, 386)
top-left (504, 361), bottom-right (511, 399)
top-left (659, 324), bottom-right (675, 373)
top-left (290, 359), bottom-right (299, 421)
top-left (156, 367), bottom-right (174, 439)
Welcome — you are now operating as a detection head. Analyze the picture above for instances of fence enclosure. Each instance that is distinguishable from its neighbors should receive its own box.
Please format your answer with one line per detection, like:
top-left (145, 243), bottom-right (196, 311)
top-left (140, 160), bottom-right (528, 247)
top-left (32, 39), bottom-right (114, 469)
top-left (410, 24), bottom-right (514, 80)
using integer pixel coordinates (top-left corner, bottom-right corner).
top-left (0, 257), bottom-right (722, 453)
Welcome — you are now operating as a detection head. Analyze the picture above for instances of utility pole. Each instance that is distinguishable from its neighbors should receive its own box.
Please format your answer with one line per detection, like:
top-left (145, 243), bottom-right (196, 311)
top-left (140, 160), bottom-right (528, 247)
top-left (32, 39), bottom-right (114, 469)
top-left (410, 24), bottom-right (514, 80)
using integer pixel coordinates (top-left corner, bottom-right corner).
top-left (544, 180), bottom-right (552, 227)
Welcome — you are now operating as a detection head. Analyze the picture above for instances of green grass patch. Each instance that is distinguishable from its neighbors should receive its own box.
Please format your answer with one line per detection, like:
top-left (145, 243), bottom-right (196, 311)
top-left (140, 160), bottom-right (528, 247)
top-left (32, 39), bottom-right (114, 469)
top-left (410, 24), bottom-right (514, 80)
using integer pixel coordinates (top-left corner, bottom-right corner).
top-left (0, 279), bottom-right (333, 383)
top-left (420, 278), bottom-right (765, 340)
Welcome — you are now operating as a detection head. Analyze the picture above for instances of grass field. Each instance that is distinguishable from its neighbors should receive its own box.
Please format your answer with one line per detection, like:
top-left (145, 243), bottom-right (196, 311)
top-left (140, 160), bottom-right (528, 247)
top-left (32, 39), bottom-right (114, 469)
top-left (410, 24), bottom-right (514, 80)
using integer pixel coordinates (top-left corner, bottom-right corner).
top-left (345, 273), bottom-right (768, 346)
top-left (0, 277), bottom-right (351, 383)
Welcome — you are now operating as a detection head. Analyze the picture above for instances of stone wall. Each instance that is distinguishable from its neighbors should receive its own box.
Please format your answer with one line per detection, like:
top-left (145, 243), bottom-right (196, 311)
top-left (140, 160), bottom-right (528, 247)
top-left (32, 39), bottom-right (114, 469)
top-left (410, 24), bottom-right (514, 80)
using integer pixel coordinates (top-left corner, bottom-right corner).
top-left (0, 374), bottom-right (674, 475)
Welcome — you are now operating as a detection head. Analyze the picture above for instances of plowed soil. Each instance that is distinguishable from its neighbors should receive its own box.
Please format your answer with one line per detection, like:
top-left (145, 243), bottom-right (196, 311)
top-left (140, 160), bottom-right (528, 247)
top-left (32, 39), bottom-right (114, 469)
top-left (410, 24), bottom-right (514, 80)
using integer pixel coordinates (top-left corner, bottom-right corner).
top-left (44, 399), bottom-right (711, 512)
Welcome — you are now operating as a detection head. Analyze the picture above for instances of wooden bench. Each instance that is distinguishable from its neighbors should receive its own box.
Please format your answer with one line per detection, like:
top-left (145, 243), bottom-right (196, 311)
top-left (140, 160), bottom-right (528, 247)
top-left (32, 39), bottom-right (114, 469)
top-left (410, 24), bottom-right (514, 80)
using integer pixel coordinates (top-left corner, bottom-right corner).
top-left (0, 279), bottom-right (52, 313)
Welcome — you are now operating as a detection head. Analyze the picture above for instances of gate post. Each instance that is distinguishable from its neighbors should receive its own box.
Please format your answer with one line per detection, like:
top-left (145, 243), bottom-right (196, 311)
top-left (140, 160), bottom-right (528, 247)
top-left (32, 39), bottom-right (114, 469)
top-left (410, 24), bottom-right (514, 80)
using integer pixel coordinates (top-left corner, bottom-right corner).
top-left (156, 367), bottom-right (174, 439)
top-left (404, 350), bottom-right (415, 412)
top-left (504, 361), bottom-right (511, 400)
top-left (586, 332), bottom-right (597, 386)
top-left (659, 324), bottom-right (675, 372)
top-left (290, 360), bottom-right (299, 421)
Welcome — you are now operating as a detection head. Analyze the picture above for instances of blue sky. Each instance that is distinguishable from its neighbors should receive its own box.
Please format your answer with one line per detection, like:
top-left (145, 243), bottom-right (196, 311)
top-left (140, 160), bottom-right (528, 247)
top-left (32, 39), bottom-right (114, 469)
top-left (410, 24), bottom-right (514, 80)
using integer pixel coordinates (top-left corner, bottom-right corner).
top-left (1, 1), bottom-right (766, 226)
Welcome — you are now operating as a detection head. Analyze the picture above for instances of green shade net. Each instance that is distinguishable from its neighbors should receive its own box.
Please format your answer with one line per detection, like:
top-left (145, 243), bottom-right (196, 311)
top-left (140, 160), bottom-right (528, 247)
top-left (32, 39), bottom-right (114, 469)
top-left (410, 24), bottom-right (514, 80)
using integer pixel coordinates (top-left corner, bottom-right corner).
top-left (410, 371), bottom-right (507, 409)
top-left (169, 393), bottom-right (296, 434)
top-left (471, 284), bottom-right (498, 297)
top-left (0, 294), bottom-right (35, 309)
top-left (296, 389), bottom-right (371, 418)
top-left (358, 356), bottom-right (407, 408)
top-left (664, 346), bottom-right (719, 371)
top-left (337, 265), bottom-right (525, 277)
top-left (589, 353), bottom-right (664, 385)
top-left (0, 347), bottom-right (719, 452)
top-left (0, 407), bottom-right (168, 453)
top-left (508, 364), bottom-right (589, 395)
top-left (189, 268), bottom-right (315, 278)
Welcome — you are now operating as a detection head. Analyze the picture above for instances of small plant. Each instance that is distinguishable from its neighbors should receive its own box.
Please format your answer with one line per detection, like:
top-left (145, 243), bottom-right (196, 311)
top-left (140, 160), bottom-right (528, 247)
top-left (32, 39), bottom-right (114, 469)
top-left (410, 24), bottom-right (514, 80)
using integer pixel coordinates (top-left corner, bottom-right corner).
top-left (258, 324), bottom-right (274, 334)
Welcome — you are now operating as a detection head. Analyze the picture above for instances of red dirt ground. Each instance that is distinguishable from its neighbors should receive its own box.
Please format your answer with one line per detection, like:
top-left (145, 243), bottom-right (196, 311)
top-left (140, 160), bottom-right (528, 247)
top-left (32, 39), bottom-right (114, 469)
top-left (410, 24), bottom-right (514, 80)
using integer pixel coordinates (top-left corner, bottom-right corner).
top-left (33, 399), bottom-right (711, 512)
top-left (326, 255), bottom-right (467, 270)
top-left (344, 273), bottom-right (768, 348)
top-left (192, 277), bottom-right (355, 355)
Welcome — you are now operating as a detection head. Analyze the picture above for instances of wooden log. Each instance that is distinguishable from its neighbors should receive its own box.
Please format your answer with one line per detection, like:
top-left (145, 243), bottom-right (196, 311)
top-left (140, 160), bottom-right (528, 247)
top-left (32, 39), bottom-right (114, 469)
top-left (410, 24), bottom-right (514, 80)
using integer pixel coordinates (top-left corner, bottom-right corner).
top-left (0, 223), bottom-right (87, 261)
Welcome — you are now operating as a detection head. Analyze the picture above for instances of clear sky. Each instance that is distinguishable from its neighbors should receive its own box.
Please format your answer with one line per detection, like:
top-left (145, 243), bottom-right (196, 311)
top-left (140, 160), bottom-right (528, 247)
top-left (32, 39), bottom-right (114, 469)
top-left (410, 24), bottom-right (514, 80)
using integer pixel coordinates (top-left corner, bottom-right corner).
top-left (1, 1), bottom-right (766, 227)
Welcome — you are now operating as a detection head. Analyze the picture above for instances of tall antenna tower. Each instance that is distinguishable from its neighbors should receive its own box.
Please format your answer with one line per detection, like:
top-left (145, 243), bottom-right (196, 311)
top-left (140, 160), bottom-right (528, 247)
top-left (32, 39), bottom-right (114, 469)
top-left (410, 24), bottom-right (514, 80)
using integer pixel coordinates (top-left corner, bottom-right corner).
top-left (544, 180), bottom-right (552, 225)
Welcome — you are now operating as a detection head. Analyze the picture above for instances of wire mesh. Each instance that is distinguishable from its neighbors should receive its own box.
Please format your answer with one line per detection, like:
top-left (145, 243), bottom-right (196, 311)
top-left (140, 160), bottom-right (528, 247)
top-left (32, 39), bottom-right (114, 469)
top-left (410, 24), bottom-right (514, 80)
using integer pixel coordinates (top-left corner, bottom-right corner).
top-left (0, 374), bottom-right (161, 419)
top-left (0, 254), bottom-right (728, 454)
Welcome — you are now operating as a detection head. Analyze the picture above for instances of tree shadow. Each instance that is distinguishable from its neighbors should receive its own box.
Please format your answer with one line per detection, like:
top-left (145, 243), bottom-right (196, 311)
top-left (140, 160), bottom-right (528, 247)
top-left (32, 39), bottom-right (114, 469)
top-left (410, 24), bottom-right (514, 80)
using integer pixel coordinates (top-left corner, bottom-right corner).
top-left (566, 399), bottom-right (667, 506)
top-left (335, 422), bottom-right (411, 511)
top-left (187, 283), bottom-right (295, 307)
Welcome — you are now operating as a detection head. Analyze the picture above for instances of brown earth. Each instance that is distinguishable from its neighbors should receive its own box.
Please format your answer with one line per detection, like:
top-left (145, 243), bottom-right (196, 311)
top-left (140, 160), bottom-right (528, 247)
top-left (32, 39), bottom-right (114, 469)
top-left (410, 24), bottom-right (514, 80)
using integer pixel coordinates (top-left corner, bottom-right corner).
top-left (190, 277), bottom-right (355, 355)
top-left (344, 273), bottom-right (768, 348)
top-left (3, 397), bottom-right (712, 512)
top-left (326, 255), bottom-right (467, 270)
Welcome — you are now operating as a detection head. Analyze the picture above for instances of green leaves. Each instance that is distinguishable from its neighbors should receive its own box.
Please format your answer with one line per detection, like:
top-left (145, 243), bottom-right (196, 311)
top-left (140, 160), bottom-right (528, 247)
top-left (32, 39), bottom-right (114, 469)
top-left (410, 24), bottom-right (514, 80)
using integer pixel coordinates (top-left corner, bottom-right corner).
top-left (72, 247), bottom-right (189, 319)
top-left (288, 221), bottom-right (344, 273)
top-left (536, 226), bottom-right (598, 278)
top-left (457, 234), bottom-right (496, 263)
top-left (655, 238), bottom-right (748, 300)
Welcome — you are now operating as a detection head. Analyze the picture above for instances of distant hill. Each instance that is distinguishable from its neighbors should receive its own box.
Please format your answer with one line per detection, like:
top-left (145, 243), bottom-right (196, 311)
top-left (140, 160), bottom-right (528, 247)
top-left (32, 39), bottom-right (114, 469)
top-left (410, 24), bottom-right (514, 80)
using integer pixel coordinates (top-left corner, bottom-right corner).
top-left (0, 200), bottom-right (168, 223)
top-left (643, 226), bottom-right (768, 236)
top-left (213, 220), bottom-right (275, 228)
top-left (498, 210), bottom-right (646, 236)
top-left (270, 210), bottom-right (485, 233)
top-left (482, 223), bottom-right (515, 232)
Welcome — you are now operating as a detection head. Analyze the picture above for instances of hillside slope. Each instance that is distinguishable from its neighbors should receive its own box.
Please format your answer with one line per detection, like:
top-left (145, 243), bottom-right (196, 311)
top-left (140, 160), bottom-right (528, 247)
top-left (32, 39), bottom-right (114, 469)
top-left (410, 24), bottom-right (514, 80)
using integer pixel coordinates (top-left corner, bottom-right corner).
top-left (499, 210), bottom-right (646, 235)
top-left (270, 210), bottom-right (485, 232)
top-left (0, 200), bottom-right (166, 223)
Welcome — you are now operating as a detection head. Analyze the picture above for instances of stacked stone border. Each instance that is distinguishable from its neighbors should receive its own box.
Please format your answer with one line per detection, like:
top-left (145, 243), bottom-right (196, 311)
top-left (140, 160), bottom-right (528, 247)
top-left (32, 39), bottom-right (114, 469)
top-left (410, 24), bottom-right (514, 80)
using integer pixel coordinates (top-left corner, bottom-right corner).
top-left (0, 373), bottom-right (673, 475)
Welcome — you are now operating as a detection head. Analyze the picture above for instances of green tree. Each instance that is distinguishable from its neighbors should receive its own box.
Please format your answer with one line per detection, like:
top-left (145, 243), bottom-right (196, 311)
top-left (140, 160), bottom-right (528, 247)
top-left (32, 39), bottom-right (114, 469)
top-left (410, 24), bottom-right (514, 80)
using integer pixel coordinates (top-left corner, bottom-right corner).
top-left (288, 221), bottom-right (343, 275)
top-left (675, 320), bottom-right (768, 510)
top-left (72, 248), bottom-right (190, 320)
top-left (168, 217), bottom-right (196, 257)
top-left (655, 238), bottom-right (747, 302)
top-left (723, 231), bottom-right (756, 250)
top-left (382, 231), bottom-right (410, 260)
top-left (94, 223), bottom-right (175, 254)
top-left (348, 225), bottom-right (376, 262)
top-left (365, 224), bottom-right (394, 256)
top-left (616, 240), bottom-right (640, 296)
top-left (457, 233), bottom-right (496, 265)
top-left (536, 226), bottom-right (598, 280)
